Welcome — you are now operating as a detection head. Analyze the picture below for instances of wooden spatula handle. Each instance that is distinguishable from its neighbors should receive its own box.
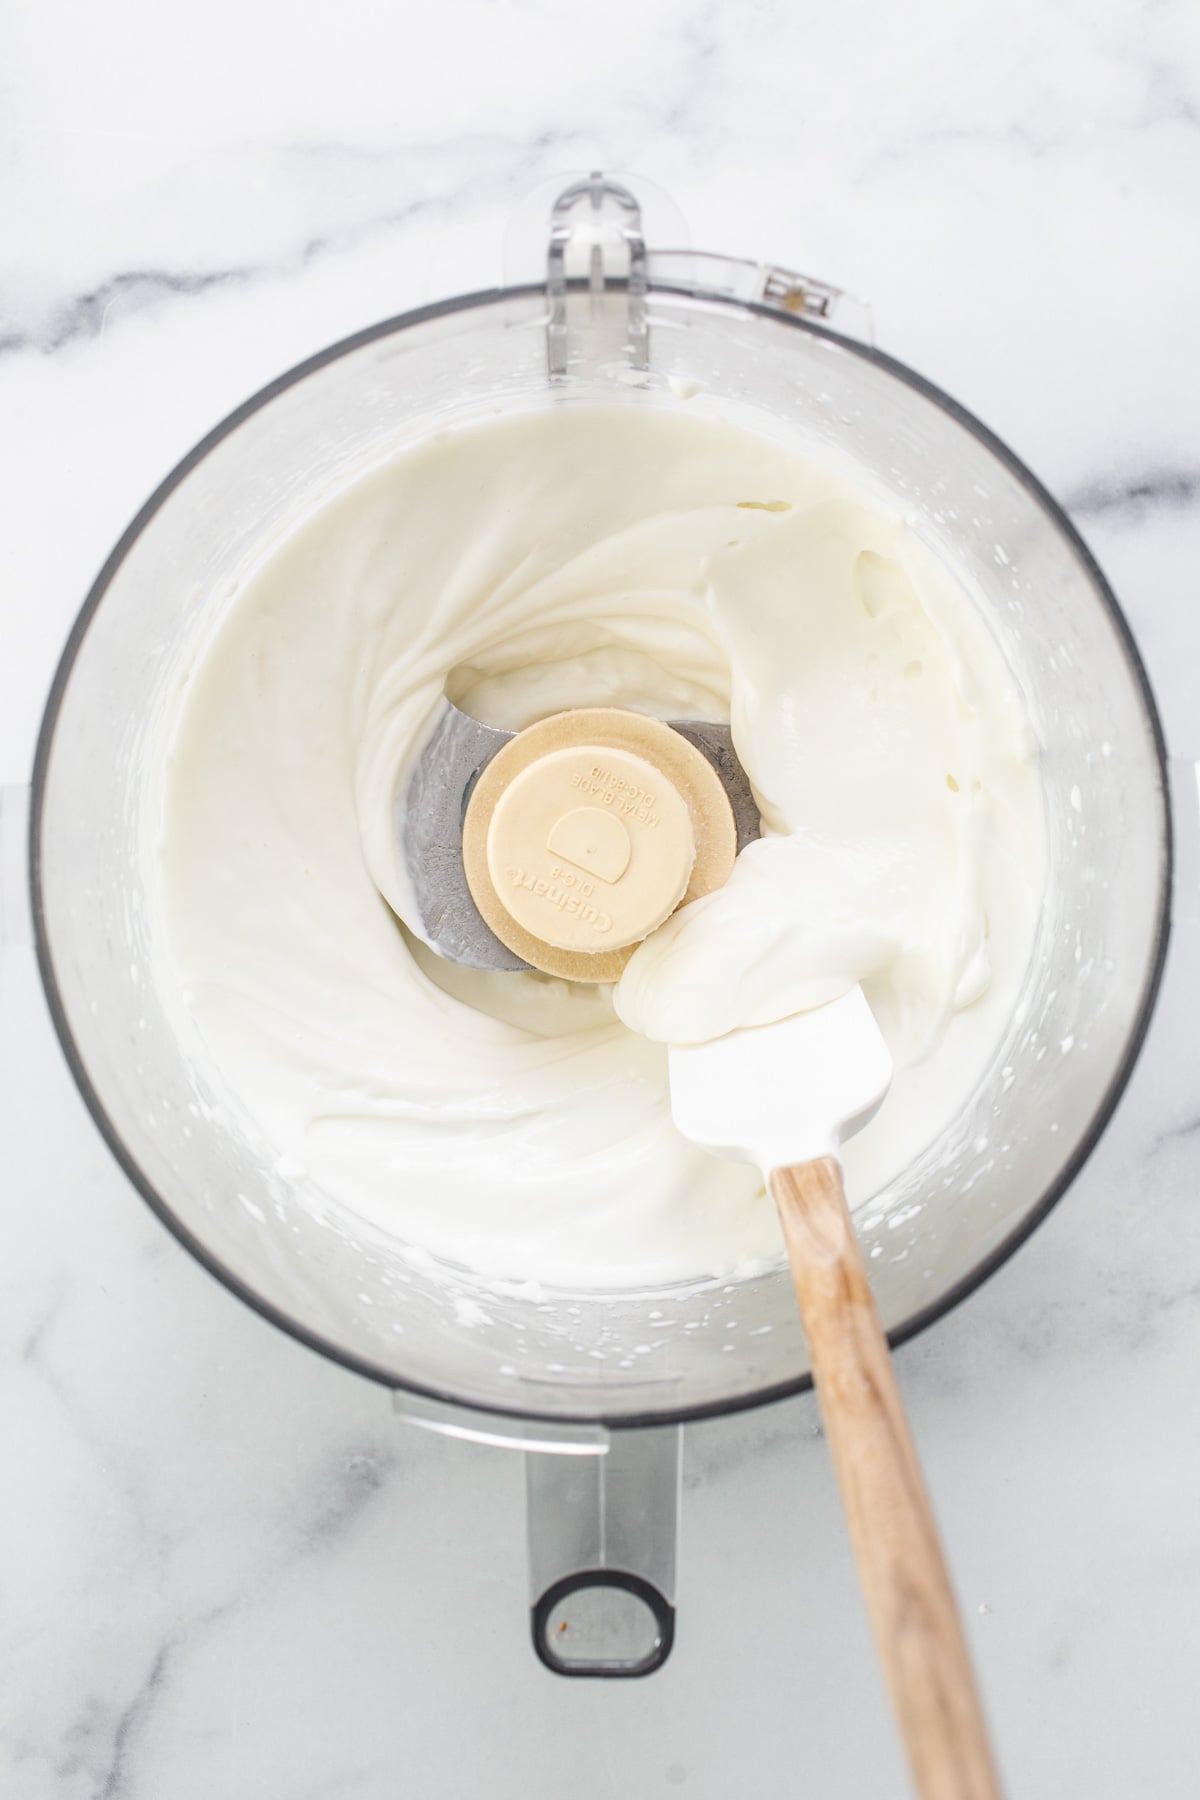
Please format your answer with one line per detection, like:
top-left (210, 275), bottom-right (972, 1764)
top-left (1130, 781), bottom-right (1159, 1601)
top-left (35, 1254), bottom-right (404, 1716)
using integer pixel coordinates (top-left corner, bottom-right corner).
top-left (770, 1158), bottom-right (1002, 1800)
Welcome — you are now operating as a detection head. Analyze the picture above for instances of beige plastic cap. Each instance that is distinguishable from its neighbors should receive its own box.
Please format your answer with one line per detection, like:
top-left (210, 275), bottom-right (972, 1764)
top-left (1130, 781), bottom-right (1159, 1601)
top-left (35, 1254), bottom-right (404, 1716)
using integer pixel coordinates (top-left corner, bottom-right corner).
top-left (485, 744), bottom-right (696, 951)
top-left (462, 707), bottom-right (738, 983)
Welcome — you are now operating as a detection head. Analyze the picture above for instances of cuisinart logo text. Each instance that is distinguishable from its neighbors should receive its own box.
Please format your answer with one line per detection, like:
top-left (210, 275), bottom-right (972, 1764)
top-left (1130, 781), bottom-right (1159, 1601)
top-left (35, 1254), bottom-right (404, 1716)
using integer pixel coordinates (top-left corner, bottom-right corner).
top-left (505, 866), bottom-right (613, 934)
top-left (570, 764), bottom-right (660, 828)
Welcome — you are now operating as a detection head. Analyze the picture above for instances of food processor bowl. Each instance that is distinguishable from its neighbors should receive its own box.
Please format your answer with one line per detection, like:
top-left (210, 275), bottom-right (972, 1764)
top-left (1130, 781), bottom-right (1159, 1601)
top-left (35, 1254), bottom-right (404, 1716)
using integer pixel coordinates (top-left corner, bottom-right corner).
top-left (30, 177), bottom-right (1171, 1673)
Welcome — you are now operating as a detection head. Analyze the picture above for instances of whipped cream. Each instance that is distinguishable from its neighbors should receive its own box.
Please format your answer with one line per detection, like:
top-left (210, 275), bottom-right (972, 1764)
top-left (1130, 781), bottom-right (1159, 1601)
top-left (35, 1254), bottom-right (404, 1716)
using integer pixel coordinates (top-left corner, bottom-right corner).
top-left (156, 406), bottom-right (1046, 1288)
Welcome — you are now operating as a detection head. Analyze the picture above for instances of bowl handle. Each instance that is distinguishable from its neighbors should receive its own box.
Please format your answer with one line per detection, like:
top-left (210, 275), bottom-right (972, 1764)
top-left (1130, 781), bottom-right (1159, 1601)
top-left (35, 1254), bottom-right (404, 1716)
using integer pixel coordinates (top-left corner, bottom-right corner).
top-left (526, 1424), bottom-right (680, 1677)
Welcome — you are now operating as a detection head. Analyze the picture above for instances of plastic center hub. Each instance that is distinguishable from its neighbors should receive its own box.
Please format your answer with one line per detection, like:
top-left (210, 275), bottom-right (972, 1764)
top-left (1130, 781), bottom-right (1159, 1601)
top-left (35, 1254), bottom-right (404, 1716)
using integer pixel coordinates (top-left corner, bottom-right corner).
top-left (461, 707), bottom-right (739, 983)
top-left (484, 744), bottom-right (696, 952)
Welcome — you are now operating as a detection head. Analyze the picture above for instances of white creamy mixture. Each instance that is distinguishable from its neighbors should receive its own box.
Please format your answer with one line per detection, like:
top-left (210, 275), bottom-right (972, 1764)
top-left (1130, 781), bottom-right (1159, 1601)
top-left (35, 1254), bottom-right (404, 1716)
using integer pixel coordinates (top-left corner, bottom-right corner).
top-left (158, 406), bottom-right (1046, 1288)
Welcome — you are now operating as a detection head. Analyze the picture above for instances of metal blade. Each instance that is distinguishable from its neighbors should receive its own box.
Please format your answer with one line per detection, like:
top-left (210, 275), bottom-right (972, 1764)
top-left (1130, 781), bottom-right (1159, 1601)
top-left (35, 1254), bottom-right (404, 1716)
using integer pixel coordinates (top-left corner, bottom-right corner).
top-left (398, 701), bottom-right (761, 973)
top-left (398, 703), bottom-right (528, 970)
top-left (669, 719), bottom-right (762, 858)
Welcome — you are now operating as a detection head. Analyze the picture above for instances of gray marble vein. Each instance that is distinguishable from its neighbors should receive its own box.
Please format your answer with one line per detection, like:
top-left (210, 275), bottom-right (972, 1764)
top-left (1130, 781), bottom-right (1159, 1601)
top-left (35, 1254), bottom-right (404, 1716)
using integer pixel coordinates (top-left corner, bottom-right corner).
top-left (95, 1640), bottom-right (175, 1800)
top-left (1068, 466), bottom-right (1200, 521)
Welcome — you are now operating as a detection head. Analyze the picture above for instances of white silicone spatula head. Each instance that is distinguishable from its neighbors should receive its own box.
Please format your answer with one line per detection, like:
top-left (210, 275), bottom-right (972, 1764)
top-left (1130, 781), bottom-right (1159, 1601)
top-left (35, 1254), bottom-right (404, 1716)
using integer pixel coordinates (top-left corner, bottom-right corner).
top-left (667, 985), bottom-right (893, 1173)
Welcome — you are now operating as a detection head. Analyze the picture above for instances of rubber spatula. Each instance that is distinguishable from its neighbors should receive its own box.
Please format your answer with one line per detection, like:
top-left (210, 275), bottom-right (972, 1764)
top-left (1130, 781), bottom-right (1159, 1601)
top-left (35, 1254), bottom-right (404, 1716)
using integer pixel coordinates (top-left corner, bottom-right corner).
top-left (669, 988), bottom-right (1003, 1800)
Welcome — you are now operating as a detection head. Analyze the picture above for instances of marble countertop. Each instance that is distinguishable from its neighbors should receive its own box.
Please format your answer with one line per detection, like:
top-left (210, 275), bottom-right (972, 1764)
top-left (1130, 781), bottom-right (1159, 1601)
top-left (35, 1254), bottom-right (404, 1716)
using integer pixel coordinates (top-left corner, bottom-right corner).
top-left (3, 2), bottom-right (1200, 1794)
